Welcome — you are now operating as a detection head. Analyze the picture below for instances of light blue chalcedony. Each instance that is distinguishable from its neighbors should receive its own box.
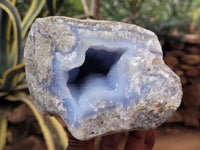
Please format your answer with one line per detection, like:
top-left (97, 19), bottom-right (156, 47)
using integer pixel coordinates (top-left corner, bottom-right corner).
top-left (24, 17), bottom-right (182, 140)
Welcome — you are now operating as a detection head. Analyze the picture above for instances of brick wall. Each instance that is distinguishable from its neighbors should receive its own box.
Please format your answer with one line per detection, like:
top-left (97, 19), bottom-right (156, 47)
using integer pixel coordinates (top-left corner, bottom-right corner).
top-left (163, 43), bottom-right (200, 128)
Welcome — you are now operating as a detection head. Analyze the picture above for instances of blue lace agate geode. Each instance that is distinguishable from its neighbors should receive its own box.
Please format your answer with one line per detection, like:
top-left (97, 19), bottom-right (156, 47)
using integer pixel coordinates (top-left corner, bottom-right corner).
top-left (24, 16), bottom-right (182, 140)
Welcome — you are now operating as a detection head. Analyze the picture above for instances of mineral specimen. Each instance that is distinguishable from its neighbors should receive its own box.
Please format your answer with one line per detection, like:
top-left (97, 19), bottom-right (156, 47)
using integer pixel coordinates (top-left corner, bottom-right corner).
top-left (24, 16), bottom-right (182, 140)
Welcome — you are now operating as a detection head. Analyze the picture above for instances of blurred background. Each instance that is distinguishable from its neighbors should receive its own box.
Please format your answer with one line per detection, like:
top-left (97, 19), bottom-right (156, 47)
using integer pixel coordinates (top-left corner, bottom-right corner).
top-left (0, 0), bottom-right (200, 150)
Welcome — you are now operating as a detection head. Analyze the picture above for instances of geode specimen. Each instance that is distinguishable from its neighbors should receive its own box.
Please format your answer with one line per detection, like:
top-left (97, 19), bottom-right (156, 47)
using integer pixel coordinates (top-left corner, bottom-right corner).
top-left (24, 16), bottom-right (182, 140)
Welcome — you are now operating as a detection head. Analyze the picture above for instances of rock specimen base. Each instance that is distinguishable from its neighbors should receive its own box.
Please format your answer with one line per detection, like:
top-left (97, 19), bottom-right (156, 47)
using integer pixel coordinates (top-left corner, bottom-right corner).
top-left (24, 16), bottom-right (182, 140)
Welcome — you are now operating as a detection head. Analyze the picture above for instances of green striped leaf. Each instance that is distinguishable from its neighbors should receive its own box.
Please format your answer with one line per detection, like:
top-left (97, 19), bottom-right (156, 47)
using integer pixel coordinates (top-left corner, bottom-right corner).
top-left (5, 93), bottom-right (56, 150)
top-left (46, 0), bottom-right (56, 15)
top-left (54, 0), bottom-right (64, 15)
top-left (21, 0), bottom-right (46, 38)
top-left (45, 0), bottom-right (64, 16)
top-left (0, 63), bottom-right (25, 91)
top-left (0, 102), bottom-right (12, 150)
top-left (6, 0), bottom-right (17, 57)
top-left (45, 116), bottom-right (68, 149)
top-left (0, 10), bottom-right (8, 77)
top-left (0, 0), bottom-right (22, 66)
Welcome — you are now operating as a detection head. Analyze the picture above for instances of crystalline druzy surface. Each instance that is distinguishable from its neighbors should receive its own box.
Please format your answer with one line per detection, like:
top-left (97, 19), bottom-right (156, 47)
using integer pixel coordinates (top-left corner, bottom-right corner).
top-left (24, 16), bottom-right (182, 140)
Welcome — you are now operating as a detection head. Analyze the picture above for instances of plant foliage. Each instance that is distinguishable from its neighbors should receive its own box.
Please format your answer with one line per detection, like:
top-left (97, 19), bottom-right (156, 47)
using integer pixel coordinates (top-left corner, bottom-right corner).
top-left (0, 0), bottom-right (68, 149)
top-left (100, 0), bottom-right (200, 35)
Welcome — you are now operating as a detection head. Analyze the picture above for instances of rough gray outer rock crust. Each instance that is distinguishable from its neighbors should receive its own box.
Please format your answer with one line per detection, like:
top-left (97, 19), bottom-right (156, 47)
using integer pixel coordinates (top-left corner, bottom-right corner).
top-left (24, 16), bottom-right (182, 140)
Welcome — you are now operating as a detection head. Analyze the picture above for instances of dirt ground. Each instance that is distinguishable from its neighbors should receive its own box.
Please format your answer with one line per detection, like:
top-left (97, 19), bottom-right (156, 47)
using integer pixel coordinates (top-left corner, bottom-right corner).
top-left (153, 125), bottom-right (200, 150)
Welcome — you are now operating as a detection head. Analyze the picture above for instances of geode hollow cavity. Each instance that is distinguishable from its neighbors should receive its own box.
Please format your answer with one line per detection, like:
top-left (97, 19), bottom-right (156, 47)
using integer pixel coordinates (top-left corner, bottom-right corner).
top-left (24, 16), bottom-right (182, 140)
